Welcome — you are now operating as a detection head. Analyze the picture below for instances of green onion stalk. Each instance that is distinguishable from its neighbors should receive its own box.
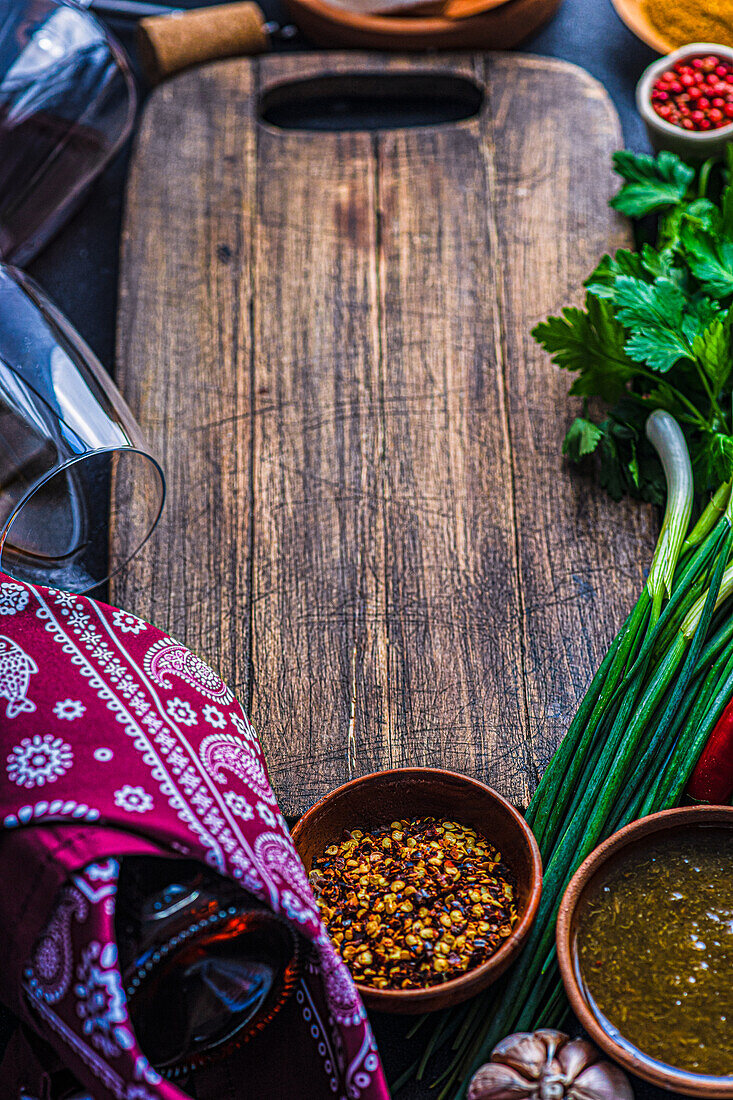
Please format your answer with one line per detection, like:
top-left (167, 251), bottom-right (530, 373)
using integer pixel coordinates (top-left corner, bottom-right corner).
top-left (405, 413), bottom-right (733, 1100)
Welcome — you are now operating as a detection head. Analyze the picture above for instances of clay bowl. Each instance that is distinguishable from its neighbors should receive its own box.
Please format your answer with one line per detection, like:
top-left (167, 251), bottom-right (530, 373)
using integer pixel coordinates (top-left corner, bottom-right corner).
top-left (557, 806), bottom-right (733, 1099)
top-left (609, 0), bottom-right (672, 53)
top-left (284, 0), bottom-right (561, 52)
top-left (291, 767), bottom-right (542, 1013)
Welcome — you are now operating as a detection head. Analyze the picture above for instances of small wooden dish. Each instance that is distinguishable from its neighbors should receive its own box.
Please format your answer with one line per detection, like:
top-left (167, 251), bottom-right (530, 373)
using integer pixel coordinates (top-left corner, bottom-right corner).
top-left (284, 0), bottom-right (561, 52)
top-left (609, 0), bottom-right (673, 54)
top-left (557, 806), bottom-right (733, 1099)
top-left (291, 767), bottom-right (542, 1013)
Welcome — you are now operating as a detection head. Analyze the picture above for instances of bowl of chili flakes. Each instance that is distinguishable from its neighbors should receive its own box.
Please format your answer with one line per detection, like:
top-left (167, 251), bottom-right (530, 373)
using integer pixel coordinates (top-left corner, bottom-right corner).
top-left (291, 767), bottom-right (542, 1013)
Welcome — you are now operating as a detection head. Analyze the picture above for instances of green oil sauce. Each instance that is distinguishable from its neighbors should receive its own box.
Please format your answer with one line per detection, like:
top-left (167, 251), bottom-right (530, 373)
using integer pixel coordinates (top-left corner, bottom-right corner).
top-left (576, 826), bottom-right (733, 1077)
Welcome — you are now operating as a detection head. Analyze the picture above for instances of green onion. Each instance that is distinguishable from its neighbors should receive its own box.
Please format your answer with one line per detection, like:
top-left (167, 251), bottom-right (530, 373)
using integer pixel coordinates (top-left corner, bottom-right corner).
top-left (645, 411), bottom-right (694, 616)
top-left (682, 480), bottom-right (732, 552)
top-left (412, 414), bottom-right (733, 1100)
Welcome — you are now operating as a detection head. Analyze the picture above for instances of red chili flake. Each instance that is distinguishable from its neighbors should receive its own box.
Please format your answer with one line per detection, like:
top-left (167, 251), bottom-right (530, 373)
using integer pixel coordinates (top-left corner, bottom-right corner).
top-left (310, 818), bottom-right (518, 990)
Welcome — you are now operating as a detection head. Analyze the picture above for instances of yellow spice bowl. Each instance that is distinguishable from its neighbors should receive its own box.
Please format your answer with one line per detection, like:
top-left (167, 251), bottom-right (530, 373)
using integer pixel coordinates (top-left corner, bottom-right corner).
top-left (611, 0), bottom-right (674, 52)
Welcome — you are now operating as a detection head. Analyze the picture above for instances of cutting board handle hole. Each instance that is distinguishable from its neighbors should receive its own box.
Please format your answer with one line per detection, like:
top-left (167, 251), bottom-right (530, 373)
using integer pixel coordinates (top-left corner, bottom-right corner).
top-left (259, 73), bottom-right (483, 131)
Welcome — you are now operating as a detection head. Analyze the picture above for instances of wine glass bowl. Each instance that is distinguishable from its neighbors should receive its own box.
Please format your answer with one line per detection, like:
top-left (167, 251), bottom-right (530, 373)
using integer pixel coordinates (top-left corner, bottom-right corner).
top-left (0, 265), bottom-right (164, 592)
top-left (0, 0), bottom-right (136, 265)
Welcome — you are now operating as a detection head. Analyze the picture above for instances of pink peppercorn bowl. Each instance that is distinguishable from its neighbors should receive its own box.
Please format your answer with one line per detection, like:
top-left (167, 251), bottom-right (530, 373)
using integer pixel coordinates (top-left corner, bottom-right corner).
top-left (291, 767), bottom-right (542, 1014)
top-left (637, 43), bottom-right (733, 159)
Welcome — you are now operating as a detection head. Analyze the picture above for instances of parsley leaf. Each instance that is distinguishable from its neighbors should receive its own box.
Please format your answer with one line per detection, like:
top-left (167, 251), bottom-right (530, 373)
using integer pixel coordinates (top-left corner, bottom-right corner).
top-left (696, 431), bottom-right (733, 488)
top-left (613, 275), bottom-right (686, 330)
top-left (692, 313), bottom-right (733, 394)
top-left (562, 418), bottom-right (603, 461)
top-left (721, 175), bottom-right (733, 239)
top-left (609, 150), bottom-right (694, 218)
top-left (680, 224), bottom-right (733, 298)
top-left (593, 409), bottom-right (667, 505)
top-left (531, 295), bottom-right (636, 403)
top-left (585, 249), bottom-right (646, 297)
top-left (613, 276), bottom-right (694, 372)
top-left (533, 148), bottom-right (733, 505)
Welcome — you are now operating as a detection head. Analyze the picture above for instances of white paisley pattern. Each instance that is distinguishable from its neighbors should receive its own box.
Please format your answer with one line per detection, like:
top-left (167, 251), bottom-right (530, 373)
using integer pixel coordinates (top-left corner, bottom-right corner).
top-left (25, 885), bottom-right (88, 1005)
top-left (3, 585), bottom-right (388, 1098)
top-left (281, 889), bottom-right (316, 925)
top-left (254, 831), bottom-right (316, 908)
top-left (111, 611), bottom-right (147, 635)
top-left (37, 594), bottom-right (229, 875)
top-left (229, 847), bottom-right (264, 893)
top-left (256, 801), bottom-right (277, 827)
top-left (74, 941), bottom-right (134, 1058)
top-left (199, 732), bottom-right (276, 804)
top-left (21, 861), bottom-right (162, 1100)
top-left (223, 790), bottom-right (254, 819)
top-left (144, 639), bottom-right (233, 703)
top-left (202, 704), bottom-right (226, 728)
top-left (35, 590), bottom-right (304, 909)
top-left (295, 983), bottom-right (339, 1095)
top-left (4, 798), bottom-right (99, 828)
top-left (231, 711), bottom-right (257, 743)
top-left (314, 934), bottom-right (363, 1026)
top-left (54, 698), bottom-right (86, 721)
top-left (0, 585), bottom-right (387, 1100)
top-left (73, 859), bottom-right (120, 907)
top-left (7, 734), bottom-right (73, 788)
top-left (0, 634), bottom-right (37, 717)
top-left (165, 696), bottom-right (197, 727)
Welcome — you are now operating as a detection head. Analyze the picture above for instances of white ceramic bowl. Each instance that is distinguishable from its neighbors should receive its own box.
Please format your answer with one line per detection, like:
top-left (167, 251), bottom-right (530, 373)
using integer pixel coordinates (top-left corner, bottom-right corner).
top-left (637, 43), bottom-right (733, 158)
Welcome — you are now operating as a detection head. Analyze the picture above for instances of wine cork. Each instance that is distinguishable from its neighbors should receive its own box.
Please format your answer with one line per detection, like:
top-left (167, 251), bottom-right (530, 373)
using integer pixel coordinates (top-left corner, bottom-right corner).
top-left (137, 2), bottom-right (270, 85)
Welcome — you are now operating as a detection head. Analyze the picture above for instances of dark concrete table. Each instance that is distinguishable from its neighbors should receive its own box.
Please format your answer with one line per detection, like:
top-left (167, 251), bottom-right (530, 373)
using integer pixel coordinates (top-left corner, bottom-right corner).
top-left (22, 2), bottom-right (671, 1097)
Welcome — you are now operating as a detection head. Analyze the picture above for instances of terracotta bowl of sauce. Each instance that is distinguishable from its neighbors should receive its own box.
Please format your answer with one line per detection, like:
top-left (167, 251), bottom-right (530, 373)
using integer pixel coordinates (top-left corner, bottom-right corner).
top-left (557, 806), bottom-right (733, 1098)
top-left (292, 767), bottom-right (542, 1013)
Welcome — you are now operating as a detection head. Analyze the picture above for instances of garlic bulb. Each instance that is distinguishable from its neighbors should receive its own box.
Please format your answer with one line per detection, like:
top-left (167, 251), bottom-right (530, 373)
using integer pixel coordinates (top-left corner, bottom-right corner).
top-left (468, 1030), bottom-right (633, 1100)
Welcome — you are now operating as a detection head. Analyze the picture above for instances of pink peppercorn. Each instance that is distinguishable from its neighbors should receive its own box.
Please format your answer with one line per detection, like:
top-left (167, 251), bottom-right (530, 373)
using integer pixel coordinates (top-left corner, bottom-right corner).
top-left (651, 55), bottom-right (733, 132)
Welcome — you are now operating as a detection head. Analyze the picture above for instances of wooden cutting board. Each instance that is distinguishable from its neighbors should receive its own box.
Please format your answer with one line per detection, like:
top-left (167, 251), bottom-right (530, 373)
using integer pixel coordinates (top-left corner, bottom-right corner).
top-left (112, 52), bottom-right (655, 818)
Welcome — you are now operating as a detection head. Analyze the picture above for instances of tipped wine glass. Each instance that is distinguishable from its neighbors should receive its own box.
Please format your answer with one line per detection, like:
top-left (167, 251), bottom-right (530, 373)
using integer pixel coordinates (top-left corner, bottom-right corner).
top-left (0, 0), bottom-right (136, 265)
top-left (0, 265), bottom-right (164, 592)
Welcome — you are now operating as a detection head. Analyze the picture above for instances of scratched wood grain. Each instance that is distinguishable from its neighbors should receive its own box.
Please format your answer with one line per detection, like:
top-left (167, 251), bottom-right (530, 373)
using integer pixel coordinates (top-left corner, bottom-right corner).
top-left (113, 53), bottom-right (655, 817)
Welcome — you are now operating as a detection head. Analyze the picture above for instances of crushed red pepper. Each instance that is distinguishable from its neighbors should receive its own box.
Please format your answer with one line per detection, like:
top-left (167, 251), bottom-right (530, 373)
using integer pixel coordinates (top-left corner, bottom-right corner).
top-left (309, 817), bottom-right (518, 990)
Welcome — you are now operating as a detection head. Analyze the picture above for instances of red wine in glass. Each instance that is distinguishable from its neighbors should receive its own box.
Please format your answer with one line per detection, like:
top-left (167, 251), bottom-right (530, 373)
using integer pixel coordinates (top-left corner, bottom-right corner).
top-left (0, 0), bottom-right (135, 265)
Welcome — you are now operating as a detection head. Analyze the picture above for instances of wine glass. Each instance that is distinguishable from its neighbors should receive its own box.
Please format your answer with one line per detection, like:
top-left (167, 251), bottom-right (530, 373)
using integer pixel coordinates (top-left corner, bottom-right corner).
top-left (0, 0), bottom-right (136, 264)
top-left (0, 265), bottom-right (164, 592)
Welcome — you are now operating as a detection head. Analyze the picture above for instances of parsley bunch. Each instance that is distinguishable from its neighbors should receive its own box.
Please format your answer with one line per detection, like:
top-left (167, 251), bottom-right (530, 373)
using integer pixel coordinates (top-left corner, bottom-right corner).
top-left (534, 147), bottom-right (733, 506)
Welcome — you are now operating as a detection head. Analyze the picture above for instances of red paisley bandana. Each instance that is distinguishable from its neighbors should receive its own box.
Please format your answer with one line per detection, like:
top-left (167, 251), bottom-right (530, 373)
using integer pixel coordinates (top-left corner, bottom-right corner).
top-left (0, 575), bottom-right (389, 1100)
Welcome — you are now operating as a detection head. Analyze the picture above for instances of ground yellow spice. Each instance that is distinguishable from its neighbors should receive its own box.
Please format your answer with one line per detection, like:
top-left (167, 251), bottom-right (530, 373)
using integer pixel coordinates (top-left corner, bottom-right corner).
top-left (645, 0), bottom-right (733, 49)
